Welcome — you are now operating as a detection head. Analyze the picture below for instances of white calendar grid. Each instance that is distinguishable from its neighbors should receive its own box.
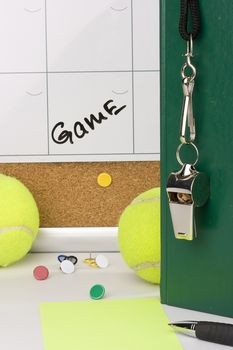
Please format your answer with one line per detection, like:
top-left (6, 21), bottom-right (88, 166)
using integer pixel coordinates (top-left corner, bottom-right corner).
top-left (0, 0), bottom-right (160, 162)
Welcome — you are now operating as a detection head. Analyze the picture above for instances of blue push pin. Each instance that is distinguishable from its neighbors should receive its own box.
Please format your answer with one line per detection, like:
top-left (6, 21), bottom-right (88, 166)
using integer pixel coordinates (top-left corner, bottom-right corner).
top-left (57, 254), bottom-right (78, 265)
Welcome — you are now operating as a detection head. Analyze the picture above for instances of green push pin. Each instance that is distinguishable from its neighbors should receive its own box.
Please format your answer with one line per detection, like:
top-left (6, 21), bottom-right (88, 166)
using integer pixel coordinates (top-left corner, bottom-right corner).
top-left (90, 284), bottom-right (105, 300)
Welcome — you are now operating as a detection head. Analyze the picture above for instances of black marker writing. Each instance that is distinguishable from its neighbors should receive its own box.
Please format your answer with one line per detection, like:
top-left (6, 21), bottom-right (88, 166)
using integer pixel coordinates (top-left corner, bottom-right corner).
top-left (52, 99), bottom-right (127, 145)
top-left (103, 99), bottom-right (126, 115)
top-left (84, 112), bottom-right (108, 130)
top-left (74, 122), bottom-right (89, 139)
top-left (51, 122), bottom-right (74, 144)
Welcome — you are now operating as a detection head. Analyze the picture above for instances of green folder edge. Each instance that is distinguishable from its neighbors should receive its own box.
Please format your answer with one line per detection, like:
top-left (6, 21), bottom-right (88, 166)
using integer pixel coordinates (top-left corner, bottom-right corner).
top-left (160, 0), bottom-right (233, 317)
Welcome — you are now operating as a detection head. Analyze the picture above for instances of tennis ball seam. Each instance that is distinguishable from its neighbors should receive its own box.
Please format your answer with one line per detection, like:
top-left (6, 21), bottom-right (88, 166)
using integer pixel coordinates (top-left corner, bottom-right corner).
top-left (0, 226), bottom-right (34, 235)
top-left (131, 196), bottom-right (160, 206)
top-left (131, 261), bottom-right (160, 271)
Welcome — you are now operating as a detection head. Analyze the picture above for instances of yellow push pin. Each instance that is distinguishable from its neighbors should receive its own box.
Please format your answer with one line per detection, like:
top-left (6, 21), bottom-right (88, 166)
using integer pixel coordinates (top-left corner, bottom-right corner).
top-left (83, 253), bottom-right (97, 267)
top-left (83, 253), bottom-right (109, 269)
top-left (90, 261), bottom-right (98, 268)
top-left (97, 173), bottom-right (112, 188)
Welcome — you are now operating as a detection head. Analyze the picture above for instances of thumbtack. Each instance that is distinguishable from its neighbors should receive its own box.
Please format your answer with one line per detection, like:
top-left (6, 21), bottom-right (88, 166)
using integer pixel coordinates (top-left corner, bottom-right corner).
top-left (60, 259), bottom-right (75, 274)
top-left (33, 265), bottom-right (49, 280)
top-left (83, 253), bottom-right (97, 267)
top-left (57, 254), bottom-right (78, 265)
top-left (90, 284), bottom-right (105, 300)
top-left (83, 253), bottom-right (109, 268)
top-left (97, 172), bottom-right (112, 188)
top-left (95, 254), bottom-right (109, 268)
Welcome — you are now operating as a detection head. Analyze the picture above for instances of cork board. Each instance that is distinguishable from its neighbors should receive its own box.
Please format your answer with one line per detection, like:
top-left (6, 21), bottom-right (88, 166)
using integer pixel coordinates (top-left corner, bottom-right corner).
top-left (0, 162), bottom-right (160, 227)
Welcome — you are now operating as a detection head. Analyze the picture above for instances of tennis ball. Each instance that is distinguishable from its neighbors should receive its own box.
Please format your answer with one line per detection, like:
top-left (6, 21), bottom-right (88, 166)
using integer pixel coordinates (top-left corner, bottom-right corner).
top-left (118, 187), bottom-right (160, 284)
top-left (0, 174), bottom-right (39, 267)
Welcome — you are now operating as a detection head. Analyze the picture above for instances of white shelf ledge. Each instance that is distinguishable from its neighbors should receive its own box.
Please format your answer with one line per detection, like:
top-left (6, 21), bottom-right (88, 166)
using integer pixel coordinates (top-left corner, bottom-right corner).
top-left (31, 227), bottom-right (119, 253)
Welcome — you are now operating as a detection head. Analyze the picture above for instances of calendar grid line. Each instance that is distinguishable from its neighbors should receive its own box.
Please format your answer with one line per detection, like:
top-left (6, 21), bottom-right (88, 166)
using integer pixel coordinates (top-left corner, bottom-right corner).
top-left (0, 70), bottom-right (160, 75)
top-left (0, 152), bottom-right (160, 157)
top-left (0, 2), bottom-right (160, 161)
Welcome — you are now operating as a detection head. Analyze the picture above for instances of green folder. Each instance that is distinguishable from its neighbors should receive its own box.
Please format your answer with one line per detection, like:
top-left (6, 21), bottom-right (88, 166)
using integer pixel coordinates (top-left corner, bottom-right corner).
top-left (160, 0), bottom-right (233, 317)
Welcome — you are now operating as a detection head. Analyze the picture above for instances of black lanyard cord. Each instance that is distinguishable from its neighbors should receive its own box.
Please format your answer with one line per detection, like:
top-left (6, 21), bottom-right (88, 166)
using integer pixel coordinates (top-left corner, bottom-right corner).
top-left (179, 0), bottom-right (201, 41)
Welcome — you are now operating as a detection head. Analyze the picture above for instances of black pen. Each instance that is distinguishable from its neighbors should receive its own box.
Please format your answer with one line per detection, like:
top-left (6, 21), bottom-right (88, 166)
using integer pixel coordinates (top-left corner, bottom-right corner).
top-left (169, 321), bottom-right (233, 347)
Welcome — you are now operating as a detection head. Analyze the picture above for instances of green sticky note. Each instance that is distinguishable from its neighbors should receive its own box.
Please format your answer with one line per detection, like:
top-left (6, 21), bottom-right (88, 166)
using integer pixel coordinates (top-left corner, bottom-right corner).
top-left (40, 298), bottom-right (183, 350)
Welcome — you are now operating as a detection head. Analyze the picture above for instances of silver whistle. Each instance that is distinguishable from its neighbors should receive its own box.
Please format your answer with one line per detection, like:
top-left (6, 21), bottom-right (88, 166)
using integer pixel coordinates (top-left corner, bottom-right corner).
top-left (166, 163), bottom-right (209, 240)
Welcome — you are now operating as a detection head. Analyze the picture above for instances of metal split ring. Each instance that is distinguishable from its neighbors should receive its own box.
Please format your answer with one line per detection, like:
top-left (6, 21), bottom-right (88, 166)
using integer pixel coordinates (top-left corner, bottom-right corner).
top-left (176, 142), bottom-right (199, 166)
top-left (181, 62), bottom-right (196, 81)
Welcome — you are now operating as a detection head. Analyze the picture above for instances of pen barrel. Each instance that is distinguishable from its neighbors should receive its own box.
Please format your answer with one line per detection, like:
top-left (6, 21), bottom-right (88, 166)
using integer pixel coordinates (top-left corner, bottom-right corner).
top-left (196, 321), bottom-right (233, 346)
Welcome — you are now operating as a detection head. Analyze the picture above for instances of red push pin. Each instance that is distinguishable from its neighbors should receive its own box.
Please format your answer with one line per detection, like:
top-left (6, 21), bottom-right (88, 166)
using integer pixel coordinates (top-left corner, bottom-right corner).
top-left (33, 265), bottom-right (49, 280)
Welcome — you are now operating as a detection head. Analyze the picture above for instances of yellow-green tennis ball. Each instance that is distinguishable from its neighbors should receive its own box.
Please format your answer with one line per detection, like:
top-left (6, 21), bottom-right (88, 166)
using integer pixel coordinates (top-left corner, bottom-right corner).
top-left (0, 174), bottom-right (39, 267)
top-left (118, 187), bottom-right (160, 284)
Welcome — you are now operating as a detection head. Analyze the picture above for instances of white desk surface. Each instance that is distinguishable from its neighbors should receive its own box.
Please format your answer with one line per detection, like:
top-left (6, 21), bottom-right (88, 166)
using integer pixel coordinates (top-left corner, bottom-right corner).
top-left (0, 252), bottom-right (232, 350)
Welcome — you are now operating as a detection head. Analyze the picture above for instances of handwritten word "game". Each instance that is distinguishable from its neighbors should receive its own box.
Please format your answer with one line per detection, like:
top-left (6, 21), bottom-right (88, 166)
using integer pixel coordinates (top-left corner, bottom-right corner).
top-left (51, 99), bottom-right (126, 145)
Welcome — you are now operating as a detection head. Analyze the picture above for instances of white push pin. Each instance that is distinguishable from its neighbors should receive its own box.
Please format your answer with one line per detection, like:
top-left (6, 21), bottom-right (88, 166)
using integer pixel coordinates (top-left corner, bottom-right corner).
top-left (60, 259), bottom-right (75, 274)
top-left (95, 254), bottom-right (109, 268)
